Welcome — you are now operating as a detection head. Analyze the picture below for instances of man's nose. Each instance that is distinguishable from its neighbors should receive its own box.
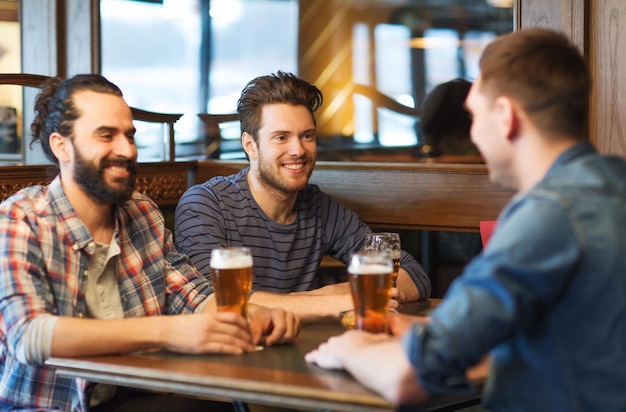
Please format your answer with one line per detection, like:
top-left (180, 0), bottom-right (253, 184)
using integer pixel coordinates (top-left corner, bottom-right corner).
top-left (114, 135), bottom-right (137, 158)
top-left (288, 137), bottom-right (306, 156)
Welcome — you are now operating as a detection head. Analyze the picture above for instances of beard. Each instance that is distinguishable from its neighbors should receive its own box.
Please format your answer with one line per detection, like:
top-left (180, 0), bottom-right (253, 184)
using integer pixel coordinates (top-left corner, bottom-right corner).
top-left (257, 153), bottom-right (314, 195)
top-left (73, 146), bottom-right (137, 205)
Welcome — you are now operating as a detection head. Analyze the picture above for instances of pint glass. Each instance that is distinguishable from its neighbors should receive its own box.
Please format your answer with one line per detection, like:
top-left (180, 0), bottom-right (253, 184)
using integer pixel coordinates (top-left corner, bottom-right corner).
top-left (348, 251), bottom-right (393, 333)
top-left (364, 232), bottom-right (401, 287)
top-left (210, 247), bottom-right (253, 317)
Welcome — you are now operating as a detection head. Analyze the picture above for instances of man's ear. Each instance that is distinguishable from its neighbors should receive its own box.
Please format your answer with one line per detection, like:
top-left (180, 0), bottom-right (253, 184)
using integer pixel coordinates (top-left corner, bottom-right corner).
top-left (49, 132), bottom-right (71, 163)
top-left (495, 96), bottom-right (520, 142)
top-left (242, 132), bottom-right (258, 160)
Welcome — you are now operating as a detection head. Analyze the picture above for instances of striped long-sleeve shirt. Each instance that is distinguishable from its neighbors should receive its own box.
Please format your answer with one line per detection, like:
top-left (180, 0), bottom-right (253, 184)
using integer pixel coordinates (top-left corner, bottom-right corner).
top-left (0, 176), bottom-right (211, 411)
top-left (174, 167), bottom-right (431, 297)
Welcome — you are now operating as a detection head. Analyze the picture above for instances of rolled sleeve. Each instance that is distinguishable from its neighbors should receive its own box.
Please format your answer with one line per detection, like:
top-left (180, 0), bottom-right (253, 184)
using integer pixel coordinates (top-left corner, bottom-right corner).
top-left (400, 251), bottom-right (431, 299)
top-left (401, 321), bottom-right (477, 396)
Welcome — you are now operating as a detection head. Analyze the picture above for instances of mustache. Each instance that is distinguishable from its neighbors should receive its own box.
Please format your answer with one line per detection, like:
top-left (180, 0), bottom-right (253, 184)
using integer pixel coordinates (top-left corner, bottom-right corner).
top-left (101, 157), bottom-right (136, 170)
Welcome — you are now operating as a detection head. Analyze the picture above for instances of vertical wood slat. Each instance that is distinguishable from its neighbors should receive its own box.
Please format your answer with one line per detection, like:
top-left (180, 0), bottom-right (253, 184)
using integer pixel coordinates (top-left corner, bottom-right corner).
top-left (518, 0), bottom-right (586, 49)
top-left (588, 0), bottom-right (626, 156)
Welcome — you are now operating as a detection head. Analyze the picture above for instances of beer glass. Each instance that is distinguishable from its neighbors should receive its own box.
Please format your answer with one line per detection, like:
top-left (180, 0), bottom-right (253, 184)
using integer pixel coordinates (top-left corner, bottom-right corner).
top-left (347, 251), bottom-right (393, 333)
top-left (210, 247), bottom-right (253, 317)
top-left (364, 232), bottom-right (401, 287)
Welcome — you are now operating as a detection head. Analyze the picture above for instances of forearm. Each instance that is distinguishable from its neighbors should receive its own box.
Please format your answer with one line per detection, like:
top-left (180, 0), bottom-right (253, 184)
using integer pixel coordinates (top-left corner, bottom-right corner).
top-left (397, 268), bottom-right (421, 302)
top-left (249, 290), bottom-right (353, 323)
top-left (397, 250), bottom-right (431, 300)
top-left (341, 339), bottom-right (429, 404)
top-left (51, 316), bottom-right (170, 357)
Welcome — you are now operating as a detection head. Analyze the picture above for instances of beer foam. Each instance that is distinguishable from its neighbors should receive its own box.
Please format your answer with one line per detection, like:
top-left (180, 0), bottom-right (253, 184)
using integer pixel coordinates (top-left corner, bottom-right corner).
top-left (211, 255), bottom-right (253, 269)
top-left (348, 262), bottom-right (392, 275)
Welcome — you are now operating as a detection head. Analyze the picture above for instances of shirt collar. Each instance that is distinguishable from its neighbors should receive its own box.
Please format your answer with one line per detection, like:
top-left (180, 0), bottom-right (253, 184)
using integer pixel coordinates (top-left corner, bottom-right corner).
top-left (546, 141), bottom-right (596, 176)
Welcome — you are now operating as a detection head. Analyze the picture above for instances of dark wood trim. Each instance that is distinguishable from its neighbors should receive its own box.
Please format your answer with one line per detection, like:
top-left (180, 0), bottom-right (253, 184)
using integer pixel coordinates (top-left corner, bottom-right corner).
top-left (0, 165), bottom-right (55, 202)
top-left (0, 73), bottom-right (49, 88)
top-left (0, 0), bottom-right (18, 22)
top-left (195, 160), bottom-right (513, 232)
top-left (90, 0), bottom-right (101, 73)
top-left (0, 162), bottom-right (196, 207)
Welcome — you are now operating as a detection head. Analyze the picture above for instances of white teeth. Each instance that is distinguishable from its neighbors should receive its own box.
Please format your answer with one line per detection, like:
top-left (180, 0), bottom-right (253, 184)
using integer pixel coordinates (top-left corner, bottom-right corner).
top-left (109, 166), bottom-right (127, 172)
top-left (284, 164), bottom-right (304, 170)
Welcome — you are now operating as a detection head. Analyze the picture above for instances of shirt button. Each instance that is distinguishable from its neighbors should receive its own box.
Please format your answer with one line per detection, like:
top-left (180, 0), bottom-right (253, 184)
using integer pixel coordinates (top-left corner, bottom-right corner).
top-left (84, 270), bottom-right (89, 277)
top-left (78, 312), bottom-right (84, 318)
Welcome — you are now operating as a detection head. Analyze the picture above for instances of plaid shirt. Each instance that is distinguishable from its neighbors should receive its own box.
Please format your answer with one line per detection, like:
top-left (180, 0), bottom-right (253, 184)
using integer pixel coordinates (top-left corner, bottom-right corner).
top-left (0, 176), bottom-right (211, 411)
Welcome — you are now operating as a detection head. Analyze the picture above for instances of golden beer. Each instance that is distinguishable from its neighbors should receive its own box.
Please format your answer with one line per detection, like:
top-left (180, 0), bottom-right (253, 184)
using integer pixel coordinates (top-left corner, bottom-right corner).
top-left (391, 256), bottom-right (401, 288)
top-left (364, 232), bottom-right (401, 287)
top-left (210, 248), bottom-right (253, 317)
top-left (348, 253), bottom-right (393, 333)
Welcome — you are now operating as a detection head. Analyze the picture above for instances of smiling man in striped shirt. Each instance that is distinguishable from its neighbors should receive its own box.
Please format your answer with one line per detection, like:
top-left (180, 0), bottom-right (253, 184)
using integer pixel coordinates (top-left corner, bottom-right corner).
top-left (175, 71), bottom-right (431, 323)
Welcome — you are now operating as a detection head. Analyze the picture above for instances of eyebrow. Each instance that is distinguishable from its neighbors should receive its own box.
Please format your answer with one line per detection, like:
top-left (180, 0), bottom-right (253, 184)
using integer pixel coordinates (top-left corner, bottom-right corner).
top-left (94, 125), bottom-right (136, 135)
top-left (269, 128), bottom-right (316, 136)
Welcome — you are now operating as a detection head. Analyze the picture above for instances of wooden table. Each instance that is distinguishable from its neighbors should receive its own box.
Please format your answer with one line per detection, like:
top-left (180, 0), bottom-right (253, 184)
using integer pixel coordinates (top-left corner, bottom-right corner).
top-left (46, 300), bottom-right (482, 412)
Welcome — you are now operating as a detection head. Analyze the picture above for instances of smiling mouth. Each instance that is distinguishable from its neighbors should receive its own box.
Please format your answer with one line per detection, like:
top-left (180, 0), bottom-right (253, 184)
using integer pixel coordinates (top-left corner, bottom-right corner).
top-left (283, 163), bottom-right (305, 170)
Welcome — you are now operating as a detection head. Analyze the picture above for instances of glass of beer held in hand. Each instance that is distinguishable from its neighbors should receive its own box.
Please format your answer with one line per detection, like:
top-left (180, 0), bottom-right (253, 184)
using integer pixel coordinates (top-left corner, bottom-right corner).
top-left (348, 251), bottom-right (393, 333)
top-left (364, 232), bottom-right (401, 287)
top-left (210, 247), bottom-right (253, 317)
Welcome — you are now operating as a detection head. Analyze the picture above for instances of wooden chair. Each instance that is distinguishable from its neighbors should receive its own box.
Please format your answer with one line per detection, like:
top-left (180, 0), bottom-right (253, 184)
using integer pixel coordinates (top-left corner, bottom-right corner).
top-left (197, 112), bottom-right (240, 158)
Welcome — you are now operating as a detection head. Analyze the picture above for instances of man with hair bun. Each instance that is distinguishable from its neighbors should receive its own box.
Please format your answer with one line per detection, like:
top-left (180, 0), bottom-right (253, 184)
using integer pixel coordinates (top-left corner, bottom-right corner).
top-left (0, 73), bottom-right (300, 411)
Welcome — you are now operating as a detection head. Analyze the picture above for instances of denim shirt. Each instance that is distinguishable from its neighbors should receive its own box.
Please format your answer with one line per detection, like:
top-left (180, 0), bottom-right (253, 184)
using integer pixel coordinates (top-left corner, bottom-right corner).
top-left (402, 142), bottom-right (626, 411)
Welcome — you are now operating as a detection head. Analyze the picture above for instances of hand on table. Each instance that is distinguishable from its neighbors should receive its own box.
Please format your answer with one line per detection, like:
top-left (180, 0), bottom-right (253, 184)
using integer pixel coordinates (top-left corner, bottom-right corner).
top-left (162, 312), bottom-right (256, 355)
top-left (305, 329), bottom-right (429, 404)
top-left (304, 329), bottom-right (391, 370)
top-left (248, 305), bottom-right (302, 346)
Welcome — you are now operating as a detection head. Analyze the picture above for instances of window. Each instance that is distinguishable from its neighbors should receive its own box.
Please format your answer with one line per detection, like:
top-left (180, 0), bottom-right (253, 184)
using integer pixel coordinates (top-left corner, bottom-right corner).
top-left (0, 0), bottom-right (21, 163)
top-left (98, 0), bottom-right (513, 162)
top-left (101, 0), bottom-right (298, 161)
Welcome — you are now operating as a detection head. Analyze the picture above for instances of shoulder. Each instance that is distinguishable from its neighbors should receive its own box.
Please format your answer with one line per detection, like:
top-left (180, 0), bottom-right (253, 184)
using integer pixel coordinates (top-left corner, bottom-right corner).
top-left (182, 169), bottom-right (248, 202)
top-left (496, 190), bottom-right (581, 255)
top-left (0, 184), bottom-right (52, 219)
top-left (118, 191), bottom-right (164, 223)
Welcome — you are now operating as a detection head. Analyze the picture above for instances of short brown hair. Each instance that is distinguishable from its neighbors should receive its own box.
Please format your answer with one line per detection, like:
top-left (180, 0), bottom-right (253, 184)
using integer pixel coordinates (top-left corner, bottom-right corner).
top-left (236, 71), bottom-right (323, 145)
top-left (479, 28), bottom-right (590, 140)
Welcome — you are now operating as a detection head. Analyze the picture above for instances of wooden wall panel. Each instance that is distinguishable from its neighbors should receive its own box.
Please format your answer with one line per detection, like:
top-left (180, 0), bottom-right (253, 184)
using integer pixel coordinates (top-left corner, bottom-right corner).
top-left (0, 162), bottom-right (194, 207)
top-left (195, 160), bottom-right (513, 232)
top-left (589, 0), bottom-right (626, 156)
top-left (519, 0), bottom-right (586, 50)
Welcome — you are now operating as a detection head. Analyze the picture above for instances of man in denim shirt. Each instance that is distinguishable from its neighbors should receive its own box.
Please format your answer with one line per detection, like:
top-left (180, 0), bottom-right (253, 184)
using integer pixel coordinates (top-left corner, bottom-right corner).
top-left (306, 28), bottom-right (626, 411)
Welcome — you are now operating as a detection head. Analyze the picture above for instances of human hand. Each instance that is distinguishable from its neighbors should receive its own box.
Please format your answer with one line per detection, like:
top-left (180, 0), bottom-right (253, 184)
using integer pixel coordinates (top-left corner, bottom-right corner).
top-left (388, 312), bottom-right (429, 336)
top-left (162, 312), bottom-right (255, 355)
top-left (389, 287), bottom-right (411, 306)
top-left (248, 305), bottom-right (302, 346)
top-left (304, 330), bottom-right (391, 370)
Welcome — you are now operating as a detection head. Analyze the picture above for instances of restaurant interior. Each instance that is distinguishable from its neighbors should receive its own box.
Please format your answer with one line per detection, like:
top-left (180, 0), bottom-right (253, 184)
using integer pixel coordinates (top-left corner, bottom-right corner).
top-left (1, 0), bottom-right (625, 295)
top-left (1, 0), bottom-right (626, 410)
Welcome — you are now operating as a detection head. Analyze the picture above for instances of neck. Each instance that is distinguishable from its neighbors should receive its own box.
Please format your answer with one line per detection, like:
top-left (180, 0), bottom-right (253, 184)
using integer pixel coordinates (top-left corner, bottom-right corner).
top-left (246, 170), bottom-right (298, 224)
top-left (514, 134), bottom-right (578, 192)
